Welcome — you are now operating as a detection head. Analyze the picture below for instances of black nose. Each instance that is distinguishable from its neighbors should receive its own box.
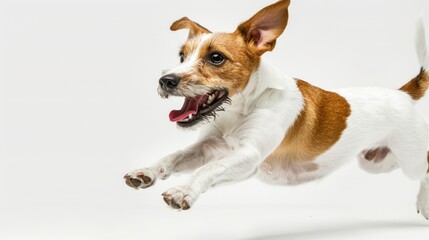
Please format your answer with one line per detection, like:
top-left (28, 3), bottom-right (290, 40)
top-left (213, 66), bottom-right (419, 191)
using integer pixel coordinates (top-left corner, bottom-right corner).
top-left (159, 74), bottom-right (180, 89)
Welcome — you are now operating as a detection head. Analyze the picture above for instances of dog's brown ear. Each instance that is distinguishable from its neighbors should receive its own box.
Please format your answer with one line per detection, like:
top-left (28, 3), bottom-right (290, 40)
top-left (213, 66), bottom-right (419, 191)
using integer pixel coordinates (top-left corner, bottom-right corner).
top-left (236, 0), bottom-right (290, 55)
top-left (170, 17), bottom-right (211, 39)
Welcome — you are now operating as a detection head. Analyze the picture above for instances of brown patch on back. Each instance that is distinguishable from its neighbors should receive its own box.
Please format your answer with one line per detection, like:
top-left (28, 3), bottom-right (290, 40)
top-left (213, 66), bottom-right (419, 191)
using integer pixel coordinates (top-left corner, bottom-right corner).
top-left (399, 68), bottom-right (429, 100)
top-left (264, 79), bottom-right (351, 167)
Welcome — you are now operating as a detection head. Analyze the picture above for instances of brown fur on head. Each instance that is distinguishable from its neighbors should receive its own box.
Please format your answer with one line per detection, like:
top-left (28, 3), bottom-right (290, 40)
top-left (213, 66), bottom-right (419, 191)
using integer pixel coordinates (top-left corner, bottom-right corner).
top-left (159, 0), bottom-right (291, 127)
top-left (177, 32), bottom-right (258, 97)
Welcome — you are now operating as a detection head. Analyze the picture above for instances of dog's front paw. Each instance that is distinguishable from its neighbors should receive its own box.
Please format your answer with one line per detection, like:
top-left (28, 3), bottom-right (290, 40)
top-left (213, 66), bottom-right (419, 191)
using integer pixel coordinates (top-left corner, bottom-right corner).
top-left (162, 186), bottom-right (198, 210)
top-left (124, 168), bottom-right (156, 189)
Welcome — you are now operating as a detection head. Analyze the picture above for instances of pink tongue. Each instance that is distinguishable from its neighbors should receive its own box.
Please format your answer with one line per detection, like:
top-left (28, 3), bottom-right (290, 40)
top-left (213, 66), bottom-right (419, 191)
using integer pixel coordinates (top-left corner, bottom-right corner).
top-left (169, 96), bottom-right (204, 122)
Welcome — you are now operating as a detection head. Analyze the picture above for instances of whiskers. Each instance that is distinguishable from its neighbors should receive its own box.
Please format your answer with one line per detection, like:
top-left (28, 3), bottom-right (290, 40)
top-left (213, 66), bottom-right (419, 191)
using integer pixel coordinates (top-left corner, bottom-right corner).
top-left (202, 97), bottom-right (231, 123)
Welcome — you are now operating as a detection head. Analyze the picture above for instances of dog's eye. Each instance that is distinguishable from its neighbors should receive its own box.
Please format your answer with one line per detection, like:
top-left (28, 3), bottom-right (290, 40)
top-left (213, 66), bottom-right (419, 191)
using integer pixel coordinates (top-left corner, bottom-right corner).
top-left (179, 52), bottom-right (185, 63)
top-left (208, 52), bottom-right (225, 66)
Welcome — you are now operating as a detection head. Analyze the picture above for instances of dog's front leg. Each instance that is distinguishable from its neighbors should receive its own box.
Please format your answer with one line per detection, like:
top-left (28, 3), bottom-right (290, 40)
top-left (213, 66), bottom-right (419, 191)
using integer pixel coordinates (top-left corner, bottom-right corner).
top-left (124, 132), bottom-right (231, 189)
top-left (162, 144), bottom-right (261, 209)
top-left (162, 110), bottom-right (289, 210)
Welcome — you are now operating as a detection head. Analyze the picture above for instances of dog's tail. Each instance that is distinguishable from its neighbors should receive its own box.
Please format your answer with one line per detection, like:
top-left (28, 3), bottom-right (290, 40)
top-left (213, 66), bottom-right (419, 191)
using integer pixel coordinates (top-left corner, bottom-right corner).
top-left (399, 18), bottom-right (429, 100)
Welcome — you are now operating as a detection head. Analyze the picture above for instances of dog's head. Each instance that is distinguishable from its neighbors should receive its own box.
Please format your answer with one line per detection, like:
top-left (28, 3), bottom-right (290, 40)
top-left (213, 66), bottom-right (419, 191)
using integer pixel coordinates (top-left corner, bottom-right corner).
top-left (158, 0), bottom-right (290, 128)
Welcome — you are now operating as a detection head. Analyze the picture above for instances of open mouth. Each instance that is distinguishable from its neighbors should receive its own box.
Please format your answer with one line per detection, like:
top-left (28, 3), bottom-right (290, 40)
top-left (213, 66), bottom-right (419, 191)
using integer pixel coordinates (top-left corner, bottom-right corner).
top-left (169, 89), bottom-right (229, 127)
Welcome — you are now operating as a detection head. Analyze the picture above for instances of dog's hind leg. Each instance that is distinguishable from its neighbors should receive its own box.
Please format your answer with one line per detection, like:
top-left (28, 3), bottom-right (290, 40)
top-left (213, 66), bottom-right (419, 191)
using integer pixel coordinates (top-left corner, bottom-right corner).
top-left (388, 119), bottom-right (428, 181)
top-left (387, 118), bottom-right (429, 219)
top-left (417, 152), bottom-right (429, 220)
top-left (358, 146), bottom-right (399, 174)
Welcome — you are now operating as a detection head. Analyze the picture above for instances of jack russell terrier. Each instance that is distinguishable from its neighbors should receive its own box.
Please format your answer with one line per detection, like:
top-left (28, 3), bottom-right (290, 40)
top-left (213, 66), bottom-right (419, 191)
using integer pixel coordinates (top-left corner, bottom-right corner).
top-left (124, 0), bottom-right (429, 218)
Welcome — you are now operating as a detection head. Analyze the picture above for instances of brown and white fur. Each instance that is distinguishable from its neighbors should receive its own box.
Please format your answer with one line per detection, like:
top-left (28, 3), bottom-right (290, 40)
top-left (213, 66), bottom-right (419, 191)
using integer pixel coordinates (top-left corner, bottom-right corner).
top-left (124, 0), bottom-right (429, 218)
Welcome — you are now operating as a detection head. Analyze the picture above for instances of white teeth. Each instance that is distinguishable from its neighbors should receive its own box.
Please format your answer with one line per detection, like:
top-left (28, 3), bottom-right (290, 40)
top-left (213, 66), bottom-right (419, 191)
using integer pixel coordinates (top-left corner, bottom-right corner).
top-left (202, 103), bottom-right (207, 108)
top-left (207, 94), bottom-right (215, 104)
top-left (189, 114), bottom-right (193, 120)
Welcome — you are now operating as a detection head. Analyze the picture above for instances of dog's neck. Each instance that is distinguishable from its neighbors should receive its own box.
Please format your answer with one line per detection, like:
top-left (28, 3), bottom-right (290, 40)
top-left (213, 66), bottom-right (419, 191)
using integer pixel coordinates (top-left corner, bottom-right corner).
top-left (229, 60), bottom-right (295, 115)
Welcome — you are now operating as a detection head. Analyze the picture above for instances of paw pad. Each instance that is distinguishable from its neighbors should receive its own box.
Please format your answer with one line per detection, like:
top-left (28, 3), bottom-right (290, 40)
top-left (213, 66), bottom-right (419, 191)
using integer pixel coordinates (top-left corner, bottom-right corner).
top-left (161, 189), bottom-right (193, 210)
top-left (124, 169), bottom-right (156, 189)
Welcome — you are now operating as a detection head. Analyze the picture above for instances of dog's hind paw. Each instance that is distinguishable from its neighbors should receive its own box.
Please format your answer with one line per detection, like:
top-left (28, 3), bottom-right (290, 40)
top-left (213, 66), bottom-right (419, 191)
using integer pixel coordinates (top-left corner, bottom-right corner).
top-left (417, 204), bottom-right (429, 220)
top-left (124, 168), bottom-right (156, 189)
top-left (417, 185), bottom-right (429, 220)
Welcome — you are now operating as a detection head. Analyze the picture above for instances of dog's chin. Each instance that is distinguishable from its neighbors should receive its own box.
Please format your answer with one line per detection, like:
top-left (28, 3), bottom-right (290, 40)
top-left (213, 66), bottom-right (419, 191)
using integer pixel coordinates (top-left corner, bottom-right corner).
top-left (167, 89), bottom-right (230, 130)
top-left (176, 119), bottom-right (205, 131)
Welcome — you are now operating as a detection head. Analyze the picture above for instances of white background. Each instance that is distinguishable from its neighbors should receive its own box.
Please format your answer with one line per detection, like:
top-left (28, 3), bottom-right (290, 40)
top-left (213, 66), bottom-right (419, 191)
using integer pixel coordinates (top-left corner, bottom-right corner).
top-left (1, 0), bottom-right (429, 239)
